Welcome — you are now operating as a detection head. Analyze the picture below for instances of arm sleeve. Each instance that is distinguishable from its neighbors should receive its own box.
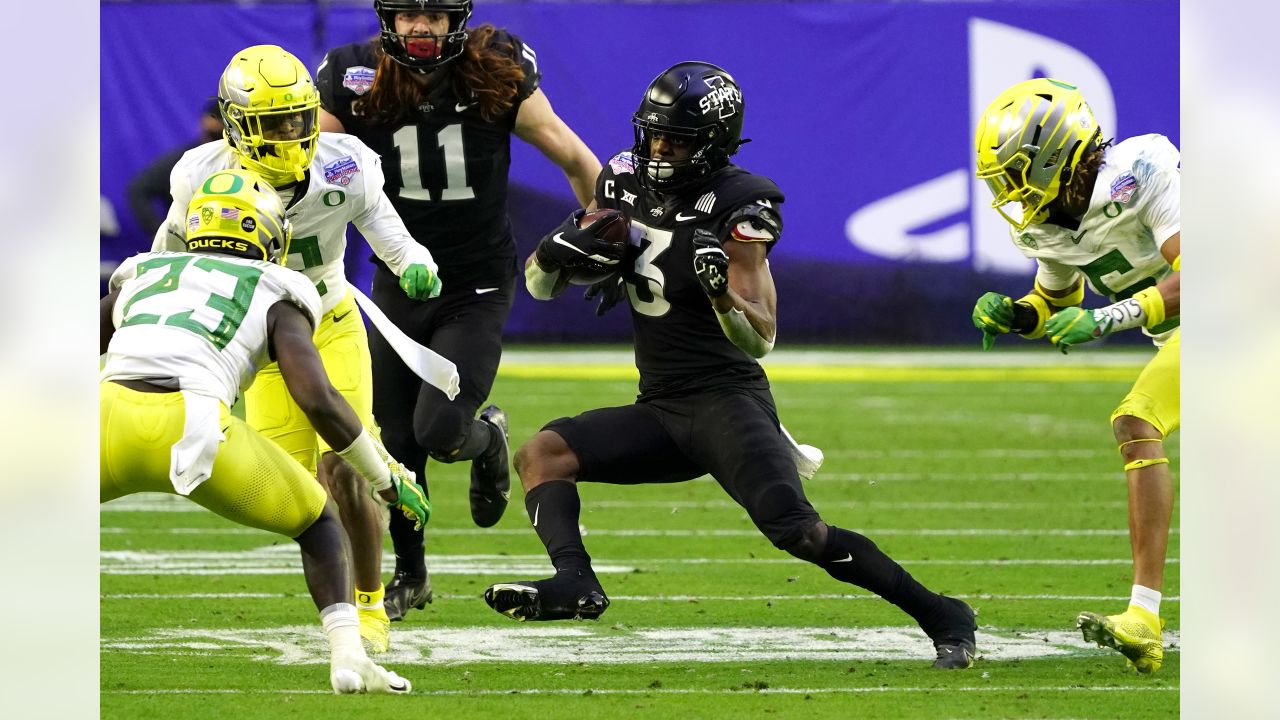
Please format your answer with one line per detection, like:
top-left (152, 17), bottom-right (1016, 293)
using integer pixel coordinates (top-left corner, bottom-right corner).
top-left (350, 145), bottom-right (437, 275)
top-left (151, 160), bottom-right (195, 252)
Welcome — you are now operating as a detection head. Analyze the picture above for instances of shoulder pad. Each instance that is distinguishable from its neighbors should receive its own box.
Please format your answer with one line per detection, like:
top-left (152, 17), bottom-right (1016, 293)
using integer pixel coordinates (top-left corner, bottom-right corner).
top-left (724, 201), bottom-right (783, 243)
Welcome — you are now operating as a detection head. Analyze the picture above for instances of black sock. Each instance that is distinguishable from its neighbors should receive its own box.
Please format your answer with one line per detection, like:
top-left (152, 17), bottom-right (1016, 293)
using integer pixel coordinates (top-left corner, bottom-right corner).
top-left (525, 480), bottom-right (592, 573)
top-left (819, 525), bottom-right (942, 625)
top-left (388, 507), bottom-right (426, 578)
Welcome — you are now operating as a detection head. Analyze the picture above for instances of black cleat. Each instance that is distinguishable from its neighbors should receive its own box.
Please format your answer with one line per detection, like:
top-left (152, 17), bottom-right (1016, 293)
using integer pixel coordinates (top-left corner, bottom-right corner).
top-left (484, 569), bottom-right (609, 622)
top-left (924, 595), bottom-right (977, 669)
top-left (384, 569), bottom-right (433, 622)
top-left (470, 405), bottom-right (511, 528)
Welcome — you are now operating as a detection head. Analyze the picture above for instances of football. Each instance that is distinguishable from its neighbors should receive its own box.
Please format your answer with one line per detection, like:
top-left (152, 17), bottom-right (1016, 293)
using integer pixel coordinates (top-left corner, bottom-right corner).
top-left (563, 208), bottom-right (630, 286)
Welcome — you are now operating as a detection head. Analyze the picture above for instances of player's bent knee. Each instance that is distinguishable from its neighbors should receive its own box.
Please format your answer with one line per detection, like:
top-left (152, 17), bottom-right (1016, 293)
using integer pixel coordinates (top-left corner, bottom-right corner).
top-left (514, 431), bottom-right (580, 489)
top-left (775, 521), bottom-right (829, 564)
top-left (417, 407), bottom-right (468, 462)
top-left (1112, 414), bottom-right (1160, 444)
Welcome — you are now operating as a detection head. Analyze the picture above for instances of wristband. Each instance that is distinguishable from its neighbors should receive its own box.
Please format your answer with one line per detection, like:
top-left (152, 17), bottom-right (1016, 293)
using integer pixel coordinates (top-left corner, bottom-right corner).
top-left (1013, 292), bottom-right (1051, 339)
top-left (336, 429), bottom-right (392, 492)
top-left (1131, 286), bottom-right (1166, 330)
top-left (716, 307), bottom-right (774, 359)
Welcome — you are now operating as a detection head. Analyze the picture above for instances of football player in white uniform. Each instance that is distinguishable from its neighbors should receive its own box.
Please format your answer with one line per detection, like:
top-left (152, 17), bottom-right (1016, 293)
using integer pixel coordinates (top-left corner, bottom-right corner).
top-left (972, 78), bottom-right (1181, 673)
top-left (151, 45), bottom-right (439, 654)
top-left (104, 169), bottom-right (428, 693)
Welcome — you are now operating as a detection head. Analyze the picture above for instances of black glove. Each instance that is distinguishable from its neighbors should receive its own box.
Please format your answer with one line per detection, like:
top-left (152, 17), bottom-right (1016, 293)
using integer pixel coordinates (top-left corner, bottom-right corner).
top-left (583, 275), bottom-right (628, 316)
top-left (691, 229), bottom-right (730, 298)
top-left (534, 209), bottom-right (624, 272)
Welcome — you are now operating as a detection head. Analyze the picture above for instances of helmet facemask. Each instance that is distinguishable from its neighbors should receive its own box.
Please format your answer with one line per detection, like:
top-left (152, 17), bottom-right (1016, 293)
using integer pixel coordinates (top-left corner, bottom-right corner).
top-left (375, 0), bottom-right (472, 72)
top-left (219, 45), bottom-right (321, 187)
top-left (631, 117), bottom-right (726, 192)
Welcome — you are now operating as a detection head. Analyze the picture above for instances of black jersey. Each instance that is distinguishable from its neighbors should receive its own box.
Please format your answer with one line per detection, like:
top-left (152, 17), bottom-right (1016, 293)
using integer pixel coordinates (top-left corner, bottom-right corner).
top-left (317, 32), bottom-right (541, 286)
top-left (595, 152), bottom-right (785, 398)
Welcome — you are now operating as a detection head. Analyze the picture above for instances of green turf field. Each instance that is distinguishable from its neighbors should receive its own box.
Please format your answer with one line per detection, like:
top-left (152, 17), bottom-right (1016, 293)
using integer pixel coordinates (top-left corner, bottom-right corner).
top-left (101, 350), bottom-right (1179, 719)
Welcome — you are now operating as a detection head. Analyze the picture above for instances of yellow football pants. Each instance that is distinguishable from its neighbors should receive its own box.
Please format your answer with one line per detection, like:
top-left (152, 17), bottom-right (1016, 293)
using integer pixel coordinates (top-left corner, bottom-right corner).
top-left (244, 291), bottom-right (374, 474)
top-left (100, 381), bottom-right (327, 538)
top-left (1112, 328), bottom-right (1180, 437)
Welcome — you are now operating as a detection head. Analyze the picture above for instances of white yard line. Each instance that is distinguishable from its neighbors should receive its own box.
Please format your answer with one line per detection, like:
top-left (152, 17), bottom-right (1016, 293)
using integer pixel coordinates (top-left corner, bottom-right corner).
top-left (102, 685), bottom-right (1177, 696)
top-left (103, 592), bottom-right (1180, 602)
top-left (101, 527), bottom-right (1175, 538)
top-left (100, 625), bottom-right (1181, 666)
top-left (98, 547), bottom-right (1180, 577)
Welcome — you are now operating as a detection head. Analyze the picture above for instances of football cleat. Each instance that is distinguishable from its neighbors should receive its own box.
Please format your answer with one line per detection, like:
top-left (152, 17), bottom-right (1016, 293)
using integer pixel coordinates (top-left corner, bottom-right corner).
top-left (484, 569), bottom-right (609, 622)
top-left (330, 654), bottom-right (411, 694)
top-left (469, 405), bottom-right (511, 528)
top-left (358, 605), bottom-right (391, 654)
top-left (924, 595), bottom-right (978, 669)
top-left (1077, 605), bottom-right (1165, 673)
top-left (384, 569), bottom-right (433, 622)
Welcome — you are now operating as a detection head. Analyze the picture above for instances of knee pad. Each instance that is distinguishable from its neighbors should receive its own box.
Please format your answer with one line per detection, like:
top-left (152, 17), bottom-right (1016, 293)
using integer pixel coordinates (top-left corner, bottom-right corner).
top-left (775, 521), bottom-right (828, 564)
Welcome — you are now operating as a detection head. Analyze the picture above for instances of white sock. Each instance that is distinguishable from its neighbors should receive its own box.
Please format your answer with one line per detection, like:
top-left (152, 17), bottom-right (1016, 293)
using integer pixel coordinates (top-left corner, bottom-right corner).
top-left (320, 603), bottom-right (364, 661)
top-left (1129, 584), bottom-right (1161, 616)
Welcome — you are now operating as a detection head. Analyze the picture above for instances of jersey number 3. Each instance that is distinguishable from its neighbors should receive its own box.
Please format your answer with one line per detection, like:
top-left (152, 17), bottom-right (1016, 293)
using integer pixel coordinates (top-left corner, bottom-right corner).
top-left (394, 124), bottom-right (474, 202)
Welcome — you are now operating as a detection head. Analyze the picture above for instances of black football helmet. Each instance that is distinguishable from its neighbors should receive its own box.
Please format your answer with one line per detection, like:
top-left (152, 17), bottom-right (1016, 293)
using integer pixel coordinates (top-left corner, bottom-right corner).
top-left (632, 61), bottom-right (746, 192)
top-left (375, 0), bottom-right (472, 72)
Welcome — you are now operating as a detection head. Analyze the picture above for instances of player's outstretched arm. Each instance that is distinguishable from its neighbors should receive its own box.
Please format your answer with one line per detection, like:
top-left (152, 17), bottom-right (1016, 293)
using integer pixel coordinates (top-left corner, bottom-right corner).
top-left (692, 230), bottom-right (777, 358)
top-left (269, 301), bottom-right (431, 528)
top-left (514, 88), bottom-right (602, 208)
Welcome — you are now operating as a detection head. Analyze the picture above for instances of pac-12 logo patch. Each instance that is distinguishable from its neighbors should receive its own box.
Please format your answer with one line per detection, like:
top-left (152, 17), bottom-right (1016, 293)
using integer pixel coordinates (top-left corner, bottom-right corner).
top-left (324, 156), bottom-right (360, 187)
top-left (342, 66), bottom-right (376, 95)
top-left (1110, 173), bottom-right (1138, 203)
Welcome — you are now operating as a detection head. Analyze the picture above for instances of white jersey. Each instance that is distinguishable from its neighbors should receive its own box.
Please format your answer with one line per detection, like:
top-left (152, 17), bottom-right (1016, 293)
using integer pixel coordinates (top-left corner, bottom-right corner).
top-left (153, 133), bottom-right (435, 314)
top-left (1012, 134), bottom-right (1180, 343)
top-left (102, 251), bottom-right (322, 406)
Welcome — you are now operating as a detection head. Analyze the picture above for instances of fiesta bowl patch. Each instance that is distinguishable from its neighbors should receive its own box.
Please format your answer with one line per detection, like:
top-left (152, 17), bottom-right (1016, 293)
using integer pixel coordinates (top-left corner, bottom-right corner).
top-left (609, 152), bottom-right (636, 175)
top-left (1110, 173), bottom-right (1138, 203)
top-left (342, 66), bottom-right (376, 95)
top-left (324, 156), bottom-right (360, 187)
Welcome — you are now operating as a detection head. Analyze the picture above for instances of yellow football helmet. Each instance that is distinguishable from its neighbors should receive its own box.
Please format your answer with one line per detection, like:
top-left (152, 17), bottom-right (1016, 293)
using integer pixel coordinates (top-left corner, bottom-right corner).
top-left (185, 169), bottom-right (292, 264)
top-left (218, 45), bottom-right (320, 186)
top-left (975, 78), bottom-right (1102, 229)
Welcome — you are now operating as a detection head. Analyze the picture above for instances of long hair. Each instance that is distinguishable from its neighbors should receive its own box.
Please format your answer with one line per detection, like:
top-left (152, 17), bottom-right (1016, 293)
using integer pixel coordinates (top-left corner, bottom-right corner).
top-left (354, 24), bottom-right (527, 126)
top-left (1059, 139), bottom-right (1113, 211)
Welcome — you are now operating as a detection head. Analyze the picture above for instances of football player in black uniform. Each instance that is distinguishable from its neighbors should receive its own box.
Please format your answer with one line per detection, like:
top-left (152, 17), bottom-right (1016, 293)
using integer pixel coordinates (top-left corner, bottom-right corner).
top-left (317, 0), bottom-right (601, 621)
top-left (485, 61), bottom-right (978, 669)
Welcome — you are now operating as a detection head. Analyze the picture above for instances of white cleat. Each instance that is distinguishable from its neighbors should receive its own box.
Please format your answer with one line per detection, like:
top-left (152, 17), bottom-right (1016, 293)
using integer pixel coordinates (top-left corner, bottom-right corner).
top-left (330, 654), bottom-right (412, 695)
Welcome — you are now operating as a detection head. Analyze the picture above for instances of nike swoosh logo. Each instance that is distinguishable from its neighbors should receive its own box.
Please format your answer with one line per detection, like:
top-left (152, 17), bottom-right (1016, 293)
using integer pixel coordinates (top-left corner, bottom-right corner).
top-left (456, 103), bottom-right (472, 113)
top-left (532, 502), bottom-right (540, 527)
top-left (332, 309), bottom-right (353, 323)
top-left (500, 490), bottom-right (511, 501)
top-left (475, 287), bottom-right (499, 295)
top-left (674, 212), bottom-right (699, 221)
top-left (551, 233), bottom-right (589, 256)
top-left (1070, 230), bottom-right (1088, 244)
top-left (832, 554), bottom-right (854, 563)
